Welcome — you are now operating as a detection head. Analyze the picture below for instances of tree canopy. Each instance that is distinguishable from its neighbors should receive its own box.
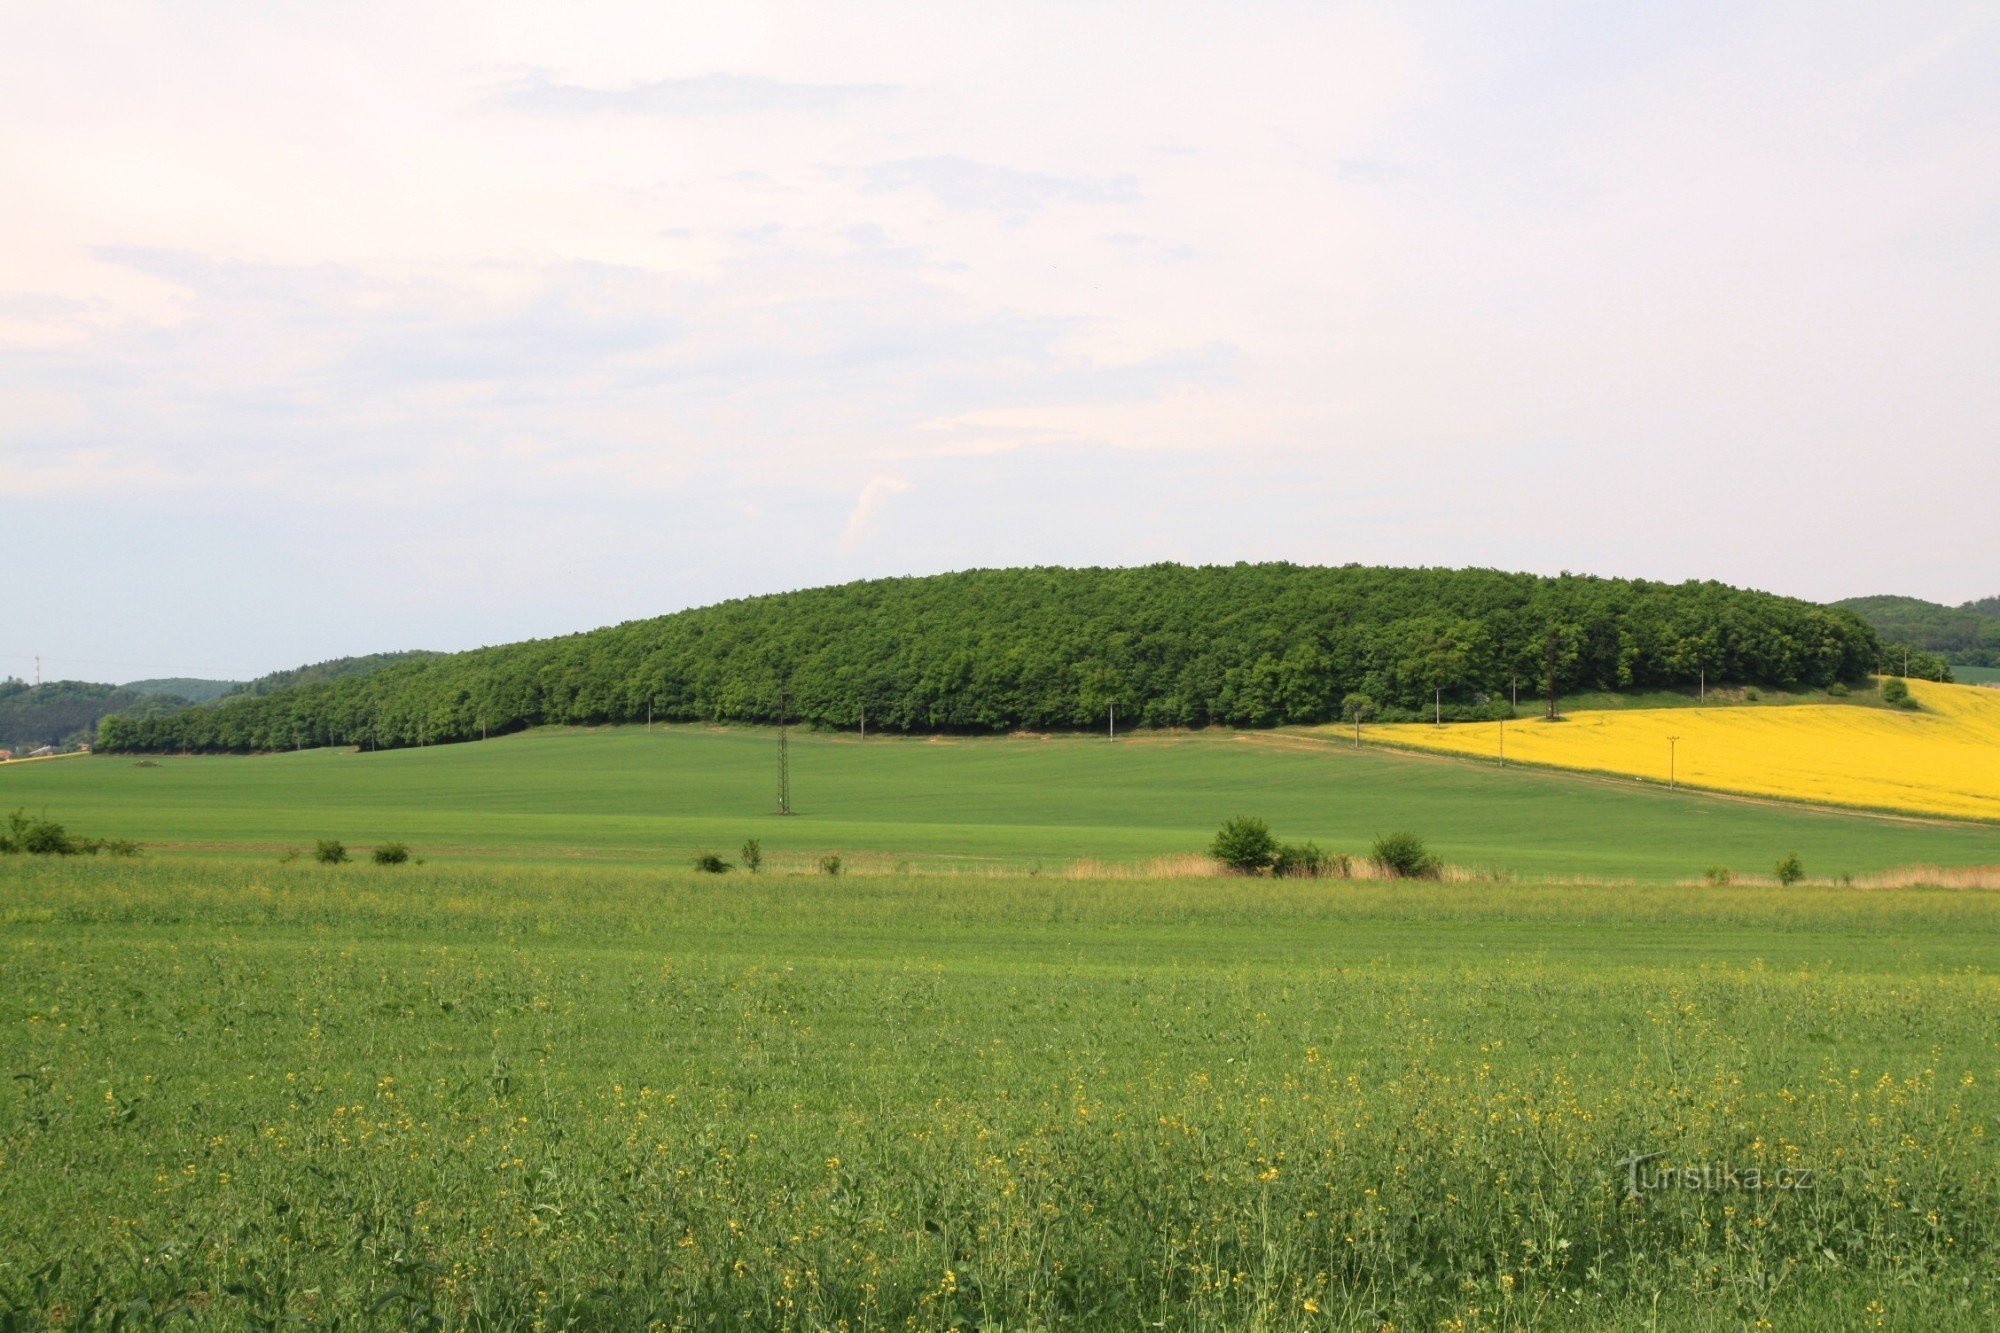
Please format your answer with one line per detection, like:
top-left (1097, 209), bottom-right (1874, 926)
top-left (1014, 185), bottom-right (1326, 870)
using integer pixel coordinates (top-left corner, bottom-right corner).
top-left (99, 564), bottom-right (1881, 754)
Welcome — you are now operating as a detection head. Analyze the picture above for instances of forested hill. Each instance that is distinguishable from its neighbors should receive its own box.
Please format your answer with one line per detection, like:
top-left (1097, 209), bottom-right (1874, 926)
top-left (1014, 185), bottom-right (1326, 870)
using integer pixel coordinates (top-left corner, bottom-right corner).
top-left (1835, 595), bottom-right (2000, 668)
top-left (99, 565), bottom-right (1883, 753)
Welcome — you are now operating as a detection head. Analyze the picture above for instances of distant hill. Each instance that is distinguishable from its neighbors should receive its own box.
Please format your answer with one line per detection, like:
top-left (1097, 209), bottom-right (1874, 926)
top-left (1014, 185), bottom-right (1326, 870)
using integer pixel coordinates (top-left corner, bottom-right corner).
top-left (223, 651), bottom-right (440, 698)
top-left (1833, 595), bottom-right (2000, 668)
top-left (124, 677), bottom-right (241, 703)
top-left (0, 679), bottom-right (191, 752)
top-left (99, 564), bottom-right (1882, 754)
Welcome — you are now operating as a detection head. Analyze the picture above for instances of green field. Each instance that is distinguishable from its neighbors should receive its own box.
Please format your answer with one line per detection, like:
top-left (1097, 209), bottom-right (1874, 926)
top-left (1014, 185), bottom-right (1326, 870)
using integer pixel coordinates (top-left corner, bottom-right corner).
top-left (7, 724), bottom-right (2000, 880)
top-left (1953, 664), bottom-right (2000, 685)
top-left (1, 861), bottom-right (1994, 1329)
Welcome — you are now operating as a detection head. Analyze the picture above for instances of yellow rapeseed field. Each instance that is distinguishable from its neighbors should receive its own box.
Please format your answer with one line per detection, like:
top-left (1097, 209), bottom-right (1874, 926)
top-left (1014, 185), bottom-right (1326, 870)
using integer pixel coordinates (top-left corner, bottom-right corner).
top-left (1361, 679), bottom-right (2000, 821)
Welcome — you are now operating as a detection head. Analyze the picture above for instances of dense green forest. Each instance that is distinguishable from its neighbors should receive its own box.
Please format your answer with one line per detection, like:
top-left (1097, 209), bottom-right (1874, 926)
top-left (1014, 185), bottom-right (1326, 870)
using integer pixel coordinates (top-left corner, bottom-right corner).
top-left (99, 565), bottom-right (1886, 754)
top-left (1, 654), bottom-right (436, 752)
top-left (123, 677), bottom-right (240, 703)
top-left (0, 680), bottom-right (192, 751)
top-left (1835, 594), bottom-right (2000, 667)
top-left (219, 650), bottom-right (439, 698)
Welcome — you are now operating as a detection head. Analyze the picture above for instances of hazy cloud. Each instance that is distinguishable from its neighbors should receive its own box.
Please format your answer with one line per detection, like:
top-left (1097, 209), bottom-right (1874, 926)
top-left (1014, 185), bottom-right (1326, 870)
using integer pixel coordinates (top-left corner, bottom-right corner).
top-left (493, 70), bottom-right (896, 117)
top-left (865, 157), bottom-right (1140, 222)
top-left (839, 475), bottom-right (913, 550)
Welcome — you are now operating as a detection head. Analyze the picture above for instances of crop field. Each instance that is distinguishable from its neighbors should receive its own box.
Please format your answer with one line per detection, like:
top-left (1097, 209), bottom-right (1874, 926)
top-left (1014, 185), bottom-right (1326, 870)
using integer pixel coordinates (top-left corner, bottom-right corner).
top-left (1, 859), bottom-right (1996, 1329)
top-left (7, 722), bottom-right (2000, 880)
top-left (1952, 664), bottom-right (2000, 686)
top-left (1362, 680), bottom-right (2000, 823)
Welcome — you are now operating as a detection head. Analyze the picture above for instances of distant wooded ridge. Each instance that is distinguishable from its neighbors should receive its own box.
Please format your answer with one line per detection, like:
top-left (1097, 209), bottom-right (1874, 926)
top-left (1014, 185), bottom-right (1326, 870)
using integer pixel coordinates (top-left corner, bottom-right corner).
top-left (1834, 595), bottom-right (2000, 668)
top-left (2, 652), bottom-right (433, 751)
top-left (97, 564), bottom-right (1905, 754)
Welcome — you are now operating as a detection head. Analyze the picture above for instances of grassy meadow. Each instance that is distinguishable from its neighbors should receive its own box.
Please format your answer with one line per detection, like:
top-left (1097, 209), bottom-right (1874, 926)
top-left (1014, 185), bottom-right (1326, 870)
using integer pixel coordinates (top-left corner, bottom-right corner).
top-left (2, 859), bottom-right (1996, 1329)
top-left (1952, 664), bottom-right (2000, 685)
top-left (8, 722), bottom-right (2000, 880)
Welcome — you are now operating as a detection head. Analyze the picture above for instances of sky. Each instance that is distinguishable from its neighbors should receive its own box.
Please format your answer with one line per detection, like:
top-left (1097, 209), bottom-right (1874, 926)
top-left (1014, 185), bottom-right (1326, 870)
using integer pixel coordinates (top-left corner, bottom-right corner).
top-left (3, 1), bottom-right (1996, 682)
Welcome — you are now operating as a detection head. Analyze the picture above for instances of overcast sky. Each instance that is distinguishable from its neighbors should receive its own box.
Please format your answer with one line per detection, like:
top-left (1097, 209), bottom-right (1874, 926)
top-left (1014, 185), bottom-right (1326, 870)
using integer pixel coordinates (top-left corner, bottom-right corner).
top-left (3, 1), bottom-right (1996, 681)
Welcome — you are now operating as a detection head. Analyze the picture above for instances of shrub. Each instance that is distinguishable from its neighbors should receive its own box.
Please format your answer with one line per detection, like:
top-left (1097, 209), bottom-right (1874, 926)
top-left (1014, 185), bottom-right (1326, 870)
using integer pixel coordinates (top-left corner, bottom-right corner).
top-left (1273, 841), bottom-right (1346, 878)
top-left (819, 854), bottom-right (843, 877)
top-left (314, 839), bottom-right (348, 865)
top-left (1827, 682), bottom-right (1849, 697)
top-left (691, 852), bottom-right (730, 874)
top-left (1744, 688), bottom-right (1760, 701)
top-left (1372, 831), bottom-right (1441, 879)
top-left (21, 818), bottom-right (78, 855)
top-left (1210, 816), bottom-right (1278, 874)
top-left (1775, 852), bottom-right (1805, 886)
top-left (741, 838), bottom-right (763, 872)
top-left (1881, 677), bottom-right (1912, 707)
top-left (1703, 865), bottom-right (1732, 886)
top-left (372, 842), bottom-right (410, 865)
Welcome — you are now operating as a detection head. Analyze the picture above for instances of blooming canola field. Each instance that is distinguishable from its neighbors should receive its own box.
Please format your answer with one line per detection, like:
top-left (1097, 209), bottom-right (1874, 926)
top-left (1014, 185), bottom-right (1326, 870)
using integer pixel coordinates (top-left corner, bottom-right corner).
top-left (1362, 679), bottom-right (2000, 822)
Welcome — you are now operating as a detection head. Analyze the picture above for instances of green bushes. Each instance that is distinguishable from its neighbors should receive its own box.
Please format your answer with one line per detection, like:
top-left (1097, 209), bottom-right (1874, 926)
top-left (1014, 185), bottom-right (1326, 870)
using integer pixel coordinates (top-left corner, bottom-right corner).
top-left (691, 852), bottom-right (730, 874)
top-left (314, 839), bottom-right (348, 865)
top-left (372, 842), bottom-right (410, 865)
top-left (1, 809), bottom-right (139, 857)
top-left (1703, 865), bottom-right (1733, 886)
top-left (819, 855), bottom-right (843, 877)
top-left (1272, 841), bottom-right (1347, 879)
top-left (1372, 831), bottom-right (1442, 880)
top-left (741, 838), bottom-right (763, 872)
top-left (1775, 852), bottom-right (1805, 886)
top-left (1881, 677), bottom-right (1912, 707)
top-left (1209, 816), bottom-right (1277, 874)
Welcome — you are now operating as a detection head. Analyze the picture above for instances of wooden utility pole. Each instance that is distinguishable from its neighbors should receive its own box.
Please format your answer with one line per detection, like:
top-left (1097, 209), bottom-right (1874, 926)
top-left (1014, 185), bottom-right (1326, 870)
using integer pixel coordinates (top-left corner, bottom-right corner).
top-left (776, 688), bottom-right (793, 816)
top-left (1109, 700), bottom-right (1117, 741)
top-left (1435, 687), bottom-right (1442, 726)
top-left (1498, 716), bottom-right (1505, 767)
top-left (1667, 736), bottom-right (1680, 789)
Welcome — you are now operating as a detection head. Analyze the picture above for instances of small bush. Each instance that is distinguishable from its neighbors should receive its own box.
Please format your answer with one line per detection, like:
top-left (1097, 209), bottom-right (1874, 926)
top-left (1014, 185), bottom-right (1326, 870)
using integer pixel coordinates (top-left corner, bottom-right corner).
top-left (1372, 831), bottom-right (1441, 880)
top-left (1826, 682), bottom-right (1849, 698)
top-left (691, 852), bottom-right (730, 874)
top-left (741, 838), bottom-right (763, 872)
top-left (819, 854), bottom-right (843, 877)
top-left (1775, 852), bottom-right (1805, 886)
top-left (372, 842), bottom-right (410, 865)
top-left (1210, 816), bottom-right (1277, 874)
top-left (1703, 865), bottom-right (1732, 886)
top-left (1273, 841), bottom-right (1347, 878)
top-left (314, 839), bottom-right (348, 865)
top-left (1881, 677), bottom-right (1912, 708)
top-left (1744, 688), bottom-right (1760, 701)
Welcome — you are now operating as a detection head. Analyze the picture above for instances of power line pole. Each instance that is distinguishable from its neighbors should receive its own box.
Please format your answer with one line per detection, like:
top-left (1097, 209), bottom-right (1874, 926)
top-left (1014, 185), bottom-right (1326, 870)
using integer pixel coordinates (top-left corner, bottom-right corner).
top-left (1667, 735), bottom-right (1680, 789)
top-left (1498, 715), bottom-right (1505, 767)
top-left (1435, 686), bottom-right (1442, 726)
top-left (859, 704), bottom-right (865, 740)
top-left (34, 656), bottom-right (40, 687)
top-left (1108, 700), bottom-right (1116, 741)
top-left (776, 687), bottom-right (792, 816)
top-left (647, 700), bottom-right (653, 731)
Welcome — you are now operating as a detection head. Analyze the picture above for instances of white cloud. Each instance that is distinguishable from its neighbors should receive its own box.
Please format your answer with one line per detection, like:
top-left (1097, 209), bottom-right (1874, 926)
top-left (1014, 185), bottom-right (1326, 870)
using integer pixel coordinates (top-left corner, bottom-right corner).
top-left (839, 475), bottom-right (913, 551)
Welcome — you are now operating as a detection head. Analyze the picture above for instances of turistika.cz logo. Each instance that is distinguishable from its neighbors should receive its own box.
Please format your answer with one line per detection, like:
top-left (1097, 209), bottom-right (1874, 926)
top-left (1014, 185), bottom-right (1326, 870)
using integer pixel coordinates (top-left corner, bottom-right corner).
top-left (1618, 1151), bottom-right (1816, 1199)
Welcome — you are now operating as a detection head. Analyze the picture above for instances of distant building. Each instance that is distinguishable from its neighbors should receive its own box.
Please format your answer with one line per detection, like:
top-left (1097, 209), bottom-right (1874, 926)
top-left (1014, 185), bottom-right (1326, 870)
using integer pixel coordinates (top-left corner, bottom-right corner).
top-left (0, 749), bottom-right (12, 761)
top-left (28, 745), bottom-right (56, 757)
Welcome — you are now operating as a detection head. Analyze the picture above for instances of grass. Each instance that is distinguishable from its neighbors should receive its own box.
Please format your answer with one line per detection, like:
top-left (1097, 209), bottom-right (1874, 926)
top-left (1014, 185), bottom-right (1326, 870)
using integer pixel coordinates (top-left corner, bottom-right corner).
top-left (1365, 679), bottom-right (2000, 823)
top-left (1952, 664), bottom-right (2000, 685)
top-left (1, 859), bottom-right (1996, 1329)
top-left (5, 722), bottom-right (2000, 880)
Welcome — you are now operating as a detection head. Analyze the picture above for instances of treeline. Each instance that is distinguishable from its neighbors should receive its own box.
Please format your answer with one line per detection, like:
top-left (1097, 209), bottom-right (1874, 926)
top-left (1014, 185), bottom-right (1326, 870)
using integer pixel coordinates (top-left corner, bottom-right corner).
top-left (1835, 594), bottom-right (2000, 668)
top-left (99, 564), bottom-right (1883, 754)
top-left (0, 680), bottom-right (191, 751)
